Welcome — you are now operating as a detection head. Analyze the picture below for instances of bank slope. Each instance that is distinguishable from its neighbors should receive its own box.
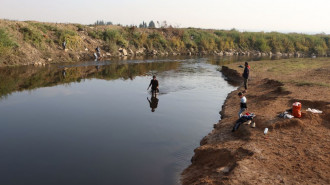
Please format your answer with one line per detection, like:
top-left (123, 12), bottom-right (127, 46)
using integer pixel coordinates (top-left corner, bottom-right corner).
top-left (181, 58), bottom-right (330, 184)
top-left (1, 19), bottom-right (330, 66)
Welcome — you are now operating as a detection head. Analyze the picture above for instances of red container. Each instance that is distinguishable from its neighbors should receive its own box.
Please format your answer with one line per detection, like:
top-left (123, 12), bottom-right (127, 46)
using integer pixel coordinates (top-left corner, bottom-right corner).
top-left (292, 102), bottom-right (302, 118)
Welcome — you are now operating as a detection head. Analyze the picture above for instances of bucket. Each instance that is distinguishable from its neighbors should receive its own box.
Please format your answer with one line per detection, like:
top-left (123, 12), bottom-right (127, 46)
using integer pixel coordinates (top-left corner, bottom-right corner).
top-left (292, 102), bottom-right (302, 118)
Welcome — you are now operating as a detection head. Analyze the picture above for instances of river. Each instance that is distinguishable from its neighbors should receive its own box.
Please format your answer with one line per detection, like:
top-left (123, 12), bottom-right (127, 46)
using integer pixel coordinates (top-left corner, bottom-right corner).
top-left (0, 56), bottom-right (261, 185)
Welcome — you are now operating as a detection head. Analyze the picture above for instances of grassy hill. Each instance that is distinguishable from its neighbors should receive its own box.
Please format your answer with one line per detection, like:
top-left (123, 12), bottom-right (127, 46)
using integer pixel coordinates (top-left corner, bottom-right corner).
top-left (0, 19), bottom-right (329, 66)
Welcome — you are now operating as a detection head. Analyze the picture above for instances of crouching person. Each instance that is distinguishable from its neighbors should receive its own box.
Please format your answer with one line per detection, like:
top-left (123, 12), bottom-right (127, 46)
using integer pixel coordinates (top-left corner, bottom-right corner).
top-left (232, 113), bottom-right (256, 132)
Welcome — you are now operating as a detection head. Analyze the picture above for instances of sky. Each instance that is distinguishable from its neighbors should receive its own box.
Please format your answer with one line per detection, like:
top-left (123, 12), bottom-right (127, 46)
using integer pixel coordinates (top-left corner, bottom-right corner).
top-left (1, 0), bottom-right (330, 34)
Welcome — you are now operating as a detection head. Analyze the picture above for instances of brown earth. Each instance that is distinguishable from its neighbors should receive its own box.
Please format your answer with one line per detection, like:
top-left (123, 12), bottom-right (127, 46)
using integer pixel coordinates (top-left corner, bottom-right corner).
top-left (181, 58), bottom-right (330, 184)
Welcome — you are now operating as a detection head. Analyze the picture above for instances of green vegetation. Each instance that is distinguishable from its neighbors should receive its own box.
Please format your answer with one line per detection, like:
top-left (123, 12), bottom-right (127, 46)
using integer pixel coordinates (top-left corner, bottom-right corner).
top-left (27, 22), bottom-right (58, 33)
top-left (77, 23), bottom-right (328, 54)
top-left (55, 29), bottom-right (82, 50)
top-left (0, 19), bottom-right (330, 66)
top-left (19, 26), bottom-right (44, 48)
top-left (147, 32), bottom-right (168, 50)
top-left (213, 29), bottom-right (329, 54)
top-left (89, 27), bottom-right (330, 55)
top-left (0, 28), bottom-right (18, 56)
top-left (19, 22), bottom-right (83, 50)
top-left (11, 20), bottom-right (330, 54)
top-left (87, 29), bottom-right (103, 39)
top-left (103, 29), bottom-right (128, 49)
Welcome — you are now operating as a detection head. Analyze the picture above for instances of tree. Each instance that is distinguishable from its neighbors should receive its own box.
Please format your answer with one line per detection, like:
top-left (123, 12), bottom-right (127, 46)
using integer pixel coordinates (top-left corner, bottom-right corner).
top-left (95, 20), bottom-right (105, 25)
top-left (161, 21), bottom-right (168, 28)
top-left (139, 21), bottom-right (148, 28)
top-left (94, 20), bottom-right (112, 26)
top-left (148, 21), bottom-right (156, 28)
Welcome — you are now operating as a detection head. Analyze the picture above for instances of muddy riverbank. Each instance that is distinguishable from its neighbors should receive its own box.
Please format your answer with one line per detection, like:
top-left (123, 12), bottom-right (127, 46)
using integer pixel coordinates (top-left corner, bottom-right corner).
top-left (181, 58), bottom-right (330, 184)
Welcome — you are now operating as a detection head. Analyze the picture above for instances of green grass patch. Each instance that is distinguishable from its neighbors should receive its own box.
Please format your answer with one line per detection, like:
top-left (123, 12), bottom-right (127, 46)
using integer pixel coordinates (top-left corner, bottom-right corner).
top-left (87, 30), bottom-right (103, 39)
top-left (0, 28), bottom-right (18, 56)
top-left (27, 22), bottom-right (58, 33)
top-left (55, 29), bottom-right (82, 50)
top-left (102, 29), bottom-right (128, 50)
top-left (147, 32), bottom-right (167, 50)
top-left (19, 26), bottom-right (44, 48)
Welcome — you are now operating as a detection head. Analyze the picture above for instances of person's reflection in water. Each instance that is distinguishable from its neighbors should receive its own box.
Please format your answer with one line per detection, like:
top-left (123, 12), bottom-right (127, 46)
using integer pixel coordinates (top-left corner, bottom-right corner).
top-left (62, 68), bottom-right (66, 78)
top-left (95, 65), bottom-right (100, 71)
top-left (147, 93), bottom-right (159, 112)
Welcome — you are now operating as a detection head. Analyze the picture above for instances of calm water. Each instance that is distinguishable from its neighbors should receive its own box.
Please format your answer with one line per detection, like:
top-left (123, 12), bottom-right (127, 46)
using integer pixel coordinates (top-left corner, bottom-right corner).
top-left (0, 57), bottom-right (239, 185)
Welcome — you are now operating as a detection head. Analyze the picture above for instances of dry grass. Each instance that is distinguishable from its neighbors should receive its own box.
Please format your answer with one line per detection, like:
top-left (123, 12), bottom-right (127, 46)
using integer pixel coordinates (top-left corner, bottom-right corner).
top-left (225, 58), bottom-right (330, 88)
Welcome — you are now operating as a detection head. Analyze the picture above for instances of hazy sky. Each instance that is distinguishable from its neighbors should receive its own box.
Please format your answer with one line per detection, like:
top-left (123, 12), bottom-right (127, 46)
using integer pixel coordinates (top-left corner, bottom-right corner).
top-left (1, 0), bottom-right (330, 33)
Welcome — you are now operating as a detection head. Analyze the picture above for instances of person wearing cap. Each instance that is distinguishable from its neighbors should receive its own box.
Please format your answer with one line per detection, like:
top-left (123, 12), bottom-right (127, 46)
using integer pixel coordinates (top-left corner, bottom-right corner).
top-left (242, 62), bottom-right (250, 90)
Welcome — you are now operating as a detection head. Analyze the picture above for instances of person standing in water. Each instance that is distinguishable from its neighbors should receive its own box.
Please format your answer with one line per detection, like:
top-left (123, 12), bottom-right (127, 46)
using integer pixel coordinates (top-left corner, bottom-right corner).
top-left (147, 75), bottom-right (159, 95)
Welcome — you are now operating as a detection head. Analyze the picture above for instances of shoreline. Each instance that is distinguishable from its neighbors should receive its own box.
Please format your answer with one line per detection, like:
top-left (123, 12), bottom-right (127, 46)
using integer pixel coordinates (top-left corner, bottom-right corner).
top-left (181, 58), bottom-right (330, 184)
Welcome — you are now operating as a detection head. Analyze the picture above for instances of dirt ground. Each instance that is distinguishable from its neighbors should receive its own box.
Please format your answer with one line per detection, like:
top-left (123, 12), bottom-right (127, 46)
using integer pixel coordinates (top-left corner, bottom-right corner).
top-left (181, 58), bottom-right (330, 184)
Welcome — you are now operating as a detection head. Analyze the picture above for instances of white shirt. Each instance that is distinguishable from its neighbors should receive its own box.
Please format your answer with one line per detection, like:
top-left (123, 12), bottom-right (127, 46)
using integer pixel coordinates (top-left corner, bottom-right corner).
top-left (241, 96), bottom-right (247, 103)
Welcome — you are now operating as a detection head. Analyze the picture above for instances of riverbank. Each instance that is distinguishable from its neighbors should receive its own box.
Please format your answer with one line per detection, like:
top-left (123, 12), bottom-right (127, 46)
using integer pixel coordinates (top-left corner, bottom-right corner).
top-left (181, 58), bottom-right (330, 184)
top-left (1, 19), bottom-right (330, 67)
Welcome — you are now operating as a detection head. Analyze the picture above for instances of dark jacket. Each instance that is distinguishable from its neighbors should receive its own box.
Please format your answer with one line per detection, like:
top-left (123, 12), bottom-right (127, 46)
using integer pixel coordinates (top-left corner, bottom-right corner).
top-left (149, 79), bottom-right (159, 90)
top-left (232, 113), bottom-right (255, 131)
top-left (243, 66), bottom-right (249, 79)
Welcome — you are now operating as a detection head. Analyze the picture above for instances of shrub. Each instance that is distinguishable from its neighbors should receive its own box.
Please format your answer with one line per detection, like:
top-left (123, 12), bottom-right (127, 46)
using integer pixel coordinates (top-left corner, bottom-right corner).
top-left (255, 37), bottom-right (270, 52)
top-left (148, 32), bottom-right (168, 50)
top-left (76, 24), bottom-right (84, 31)
top-left (55, 29), bottom-right (82, 50)
top-left (170, 37), bottom-right (185, 51)
top-left (129, 31), bottom-right (147, 48)
top-left (103, 29), bottom-right (128, 47)
top-left (87, 30), bottom-right (103, 39)
top-left (182, 30), bottom-right (197, 50)
top-left (19, 27), bottom-right (44, 48)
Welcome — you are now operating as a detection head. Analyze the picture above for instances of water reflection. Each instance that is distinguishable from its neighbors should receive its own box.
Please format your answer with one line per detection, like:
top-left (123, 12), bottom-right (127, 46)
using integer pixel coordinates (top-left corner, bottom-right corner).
top-left (147, 93), bottom-right (159, 112)
top-left (0, 55), bottom-right (298, 100)
top-left (0, 57), bottom-right (239, 185)
top-left (62, 68), bottom-right (66, 78)
top-left (0, 61), bottom-right (180, 99)
top-left (0, 55), bottom-right (312, 185)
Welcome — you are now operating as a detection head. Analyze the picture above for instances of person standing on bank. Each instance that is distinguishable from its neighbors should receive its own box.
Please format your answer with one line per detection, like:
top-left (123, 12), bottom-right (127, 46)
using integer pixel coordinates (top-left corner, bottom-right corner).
top-left (243, 62), bottom-right (250, 90)
top-left (62, 40), bottom-right (66, 50)
top-left (95, 46), bottom-right (101, 57)
top-left (147, 75), bottom-right (159, 95)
